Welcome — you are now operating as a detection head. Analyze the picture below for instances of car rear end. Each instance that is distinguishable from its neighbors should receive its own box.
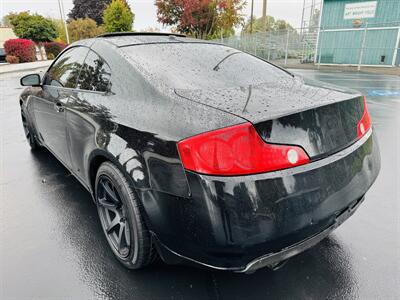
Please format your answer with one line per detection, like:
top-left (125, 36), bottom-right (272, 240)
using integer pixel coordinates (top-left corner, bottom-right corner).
top-left (120, 41), bottom-right (380, 272)
top-left (171, 95), bottom-right (380, 272)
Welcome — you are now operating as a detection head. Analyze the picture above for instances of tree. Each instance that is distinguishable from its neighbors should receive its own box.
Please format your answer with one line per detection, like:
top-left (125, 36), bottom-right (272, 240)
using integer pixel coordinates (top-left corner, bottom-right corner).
top-left (52, 19), bottom-right (68, 43)
top-left (69, 0), bottom-right (111, 25)
top-left (2, 12), bottom-right (18, 27)
top-left (214, 0), bottom-right (246, 38)
top-left (155, 0), bottom-right (245, 39)
top-left (103, 0), bottom-right (134, 32)
top-left (242, 16), bottom-right (296, 34)
top-left (242, 15), bottom-right (275, 33)
top-left (67, 18), bottom-right (104, 43)
top-left (273, 19), bottom-right (295, 32)
top-left (9, 12), bottom-right (57, 43)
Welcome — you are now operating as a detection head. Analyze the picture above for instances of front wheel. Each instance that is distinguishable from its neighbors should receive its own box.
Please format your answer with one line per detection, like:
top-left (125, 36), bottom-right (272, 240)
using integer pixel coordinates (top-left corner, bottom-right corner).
top-left (95, 162), bottom-right (158, 269)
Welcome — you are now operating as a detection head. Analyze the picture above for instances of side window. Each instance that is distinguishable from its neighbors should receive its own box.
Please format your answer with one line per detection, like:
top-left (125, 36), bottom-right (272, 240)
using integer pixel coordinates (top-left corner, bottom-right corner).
top-left (77, 50), bottom-right (111, 92)
top-left (44, 47), bottom-right (89, 88)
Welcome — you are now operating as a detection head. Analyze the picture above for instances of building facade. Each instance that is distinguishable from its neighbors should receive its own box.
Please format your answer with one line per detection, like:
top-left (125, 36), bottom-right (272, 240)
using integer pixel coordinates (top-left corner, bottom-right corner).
top-left (0, 27), bottom-right (17, 48)
top-left (316, 0), bottom-right (400, 66)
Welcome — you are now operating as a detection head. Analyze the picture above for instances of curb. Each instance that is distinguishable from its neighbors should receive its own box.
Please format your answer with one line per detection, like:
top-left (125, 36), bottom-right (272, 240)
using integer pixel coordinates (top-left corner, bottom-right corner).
top-left (0, 61), bottom-right (53, 75)
top-left (0, 66), bottom-right (49, 75)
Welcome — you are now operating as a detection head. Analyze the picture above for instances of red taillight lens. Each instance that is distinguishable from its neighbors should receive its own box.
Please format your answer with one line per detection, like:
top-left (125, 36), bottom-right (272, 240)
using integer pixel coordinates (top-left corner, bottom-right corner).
top-left (177, 123), bottom-right (310, 176)
top-left (357, 96), bottom-right (372, 138)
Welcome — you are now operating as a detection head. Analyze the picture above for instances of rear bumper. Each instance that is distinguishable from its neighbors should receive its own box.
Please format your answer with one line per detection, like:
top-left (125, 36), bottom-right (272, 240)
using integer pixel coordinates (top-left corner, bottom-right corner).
top-left (141, 129), bottom-right (380, 271)
top-left (240, 195), bottom-right (364, 273)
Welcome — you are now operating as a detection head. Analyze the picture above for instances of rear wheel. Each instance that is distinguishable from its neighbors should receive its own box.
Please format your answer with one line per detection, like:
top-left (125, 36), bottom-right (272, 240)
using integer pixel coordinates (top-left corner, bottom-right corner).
top-left (95, 162), bottom-right (157, 269)
top-left (21, 110), bottom-right (40, 150)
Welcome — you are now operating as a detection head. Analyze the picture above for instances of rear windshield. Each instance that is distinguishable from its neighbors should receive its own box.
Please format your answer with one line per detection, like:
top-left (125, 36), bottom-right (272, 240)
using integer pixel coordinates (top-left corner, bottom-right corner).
top-left (120, 43), bottom-right (288, 90)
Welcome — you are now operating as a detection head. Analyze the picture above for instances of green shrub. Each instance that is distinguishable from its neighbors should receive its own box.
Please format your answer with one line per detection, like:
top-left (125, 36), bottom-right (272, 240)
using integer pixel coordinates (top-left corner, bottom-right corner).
top-left (67, 18), bottom-right (104, 42)
top-left (43, 41), bottom-right (67, 58)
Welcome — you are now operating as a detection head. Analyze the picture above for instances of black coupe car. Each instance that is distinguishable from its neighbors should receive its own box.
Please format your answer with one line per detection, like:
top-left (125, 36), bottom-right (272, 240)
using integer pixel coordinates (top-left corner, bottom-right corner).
top-left (19, 33), bottom-right (380, 273)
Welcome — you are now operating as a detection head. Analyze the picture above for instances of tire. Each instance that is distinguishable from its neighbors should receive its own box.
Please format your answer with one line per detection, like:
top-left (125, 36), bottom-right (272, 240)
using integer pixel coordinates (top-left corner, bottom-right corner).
top-left (21, 110), bottom-right (40, 150)
top-left (95, 161), bottom-right (158, 269)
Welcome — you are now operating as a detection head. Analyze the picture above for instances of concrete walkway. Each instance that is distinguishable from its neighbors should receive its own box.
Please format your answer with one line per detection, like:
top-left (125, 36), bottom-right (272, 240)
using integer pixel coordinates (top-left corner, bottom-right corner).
top-left (0, 60), bottom-right (53, 74)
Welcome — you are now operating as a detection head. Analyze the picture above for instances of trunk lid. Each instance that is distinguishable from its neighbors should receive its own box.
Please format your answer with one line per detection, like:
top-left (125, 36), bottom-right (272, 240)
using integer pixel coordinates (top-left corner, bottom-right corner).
top-left (175, 76), bottom-right (365, 160)
top-left (253, 96), bottom-right (364, 159)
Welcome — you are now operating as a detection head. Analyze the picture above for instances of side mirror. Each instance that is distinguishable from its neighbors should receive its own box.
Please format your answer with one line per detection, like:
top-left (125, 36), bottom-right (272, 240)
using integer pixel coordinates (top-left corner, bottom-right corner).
top-left (20, 74), bottom-right (41, 87)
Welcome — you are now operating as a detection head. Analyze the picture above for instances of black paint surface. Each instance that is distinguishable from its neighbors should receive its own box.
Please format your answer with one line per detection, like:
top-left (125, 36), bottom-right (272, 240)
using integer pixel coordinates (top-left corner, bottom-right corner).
top-left (1, 69), bottom-right (399, 299)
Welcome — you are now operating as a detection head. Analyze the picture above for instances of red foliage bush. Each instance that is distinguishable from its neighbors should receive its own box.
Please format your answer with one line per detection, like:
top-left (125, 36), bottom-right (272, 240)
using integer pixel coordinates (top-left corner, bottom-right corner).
top-left (6, 55), bottom-right (20, 64)
top-left (4, 38), bottom-right (36, 63)
top-left (43, 42), bottom-right (67, 58)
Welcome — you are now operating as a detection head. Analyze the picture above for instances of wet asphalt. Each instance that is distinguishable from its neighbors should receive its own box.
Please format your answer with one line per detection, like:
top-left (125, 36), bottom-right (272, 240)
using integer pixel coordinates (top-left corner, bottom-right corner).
top-left (0, 68), bottom-right (399, 300)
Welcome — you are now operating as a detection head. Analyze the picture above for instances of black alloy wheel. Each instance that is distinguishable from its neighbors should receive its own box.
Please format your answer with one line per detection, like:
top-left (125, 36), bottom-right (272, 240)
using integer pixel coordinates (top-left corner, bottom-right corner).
top-left (97, 175), bottom-right (131, 258)
top-left (95, 162), bottom-right (158, 269)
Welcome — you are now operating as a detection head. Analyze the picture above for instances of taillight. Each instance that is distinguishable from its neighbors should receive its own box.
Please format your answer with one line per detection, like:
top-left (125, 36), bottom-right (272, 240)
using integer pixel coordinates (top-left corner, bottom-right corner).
top-left (177, 123), bottom-right (310, 176)
top-left (357, 96), bottom-right (372, 138)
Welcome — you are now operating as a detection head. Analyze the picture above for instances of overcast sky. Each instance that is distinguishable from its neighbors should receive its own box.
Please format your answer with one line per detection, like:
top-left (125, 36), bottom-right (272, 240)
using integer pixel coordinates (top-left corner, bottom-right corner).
top-left (0, 0), bottom-right (320, 31)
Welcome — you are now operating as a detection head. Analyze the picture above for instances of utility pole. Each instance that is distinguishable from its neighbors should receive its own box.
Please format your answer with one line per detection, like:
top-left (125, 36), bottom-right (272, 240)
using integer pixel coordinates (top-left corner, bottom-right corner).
top-left (57, 0), bottom-right (70, 44)
top-left (262, 0), bottom-right (267, 32)
top-left (300, 0), bottom-right (306, 34)
top-left (250, 0), bottom-right (254, 34)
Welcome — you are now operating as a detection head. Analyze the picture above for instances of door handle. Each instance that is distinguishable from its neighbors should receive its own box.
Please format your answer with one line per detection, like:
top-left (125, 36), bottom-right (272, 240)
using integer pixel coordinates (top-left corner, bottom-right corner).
top-left (55, 102), bottom-right (64, 112)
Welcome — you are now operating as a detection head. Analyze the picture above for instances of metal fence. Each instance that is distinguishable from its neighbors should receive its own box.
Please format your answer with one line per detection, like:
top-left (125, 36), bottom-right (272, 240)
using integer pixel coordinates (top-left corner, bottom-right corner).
top-left (215, 22), bottom-right (400, 69)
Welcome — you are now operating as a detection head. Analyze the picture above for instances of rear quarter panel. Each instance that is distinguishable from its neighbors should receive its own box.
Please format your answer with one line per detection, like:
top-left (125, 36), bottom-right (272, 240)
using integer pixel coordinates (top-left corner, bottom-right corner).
top-left (70, 40), bottom-right (245, 198)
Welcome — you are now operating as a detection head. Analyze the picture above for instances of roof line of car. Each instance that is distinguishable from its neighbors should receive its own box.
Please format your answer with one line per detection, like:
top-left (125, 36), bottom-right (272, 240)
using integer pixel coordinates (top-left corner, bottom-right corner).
top-left (97, 32), bottom-right (186, 38)
top-left (114, 41), bottom-right (220, 48)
